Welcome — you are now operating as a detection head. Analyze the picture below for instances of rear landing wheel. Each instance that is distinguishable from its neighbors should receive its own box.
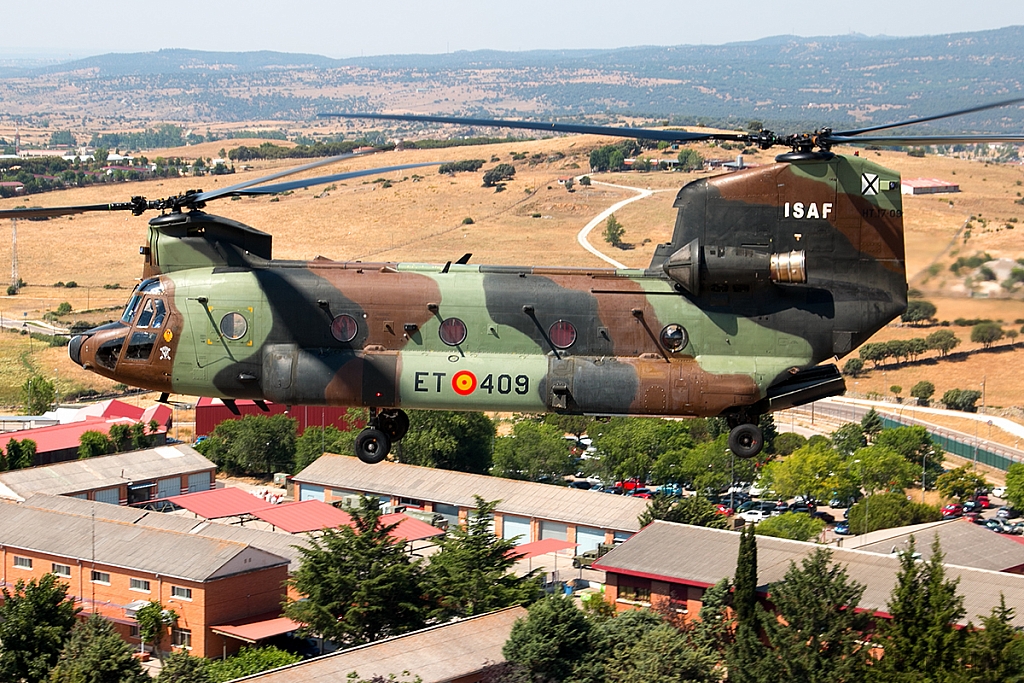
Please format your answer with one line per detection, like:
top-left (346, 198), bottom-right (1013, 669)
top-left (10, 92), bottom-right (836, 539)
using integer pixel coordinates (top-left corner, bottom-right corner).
top-left (728, 423), bottom-right (763, 459)
top-left (355, 428), bottom-right (391, 464)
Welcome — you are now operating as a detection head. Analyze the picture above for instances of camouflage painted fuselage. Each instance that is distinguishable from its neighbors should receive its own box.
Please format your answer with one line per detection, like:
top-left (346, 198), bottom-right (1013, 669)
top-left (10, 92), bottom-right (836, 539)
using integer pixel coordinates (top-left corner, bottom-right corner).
top-left (70, 154), bottom-right (907, 419)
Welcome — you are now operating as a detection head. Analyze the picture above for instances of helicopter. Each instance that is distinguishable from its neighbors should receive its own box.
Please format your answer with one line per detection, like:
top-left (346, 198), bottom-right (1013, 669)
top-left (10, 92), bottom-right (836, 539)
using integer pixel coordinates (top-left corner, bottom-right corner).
top-left (2, 99), bottom-right (1022, 465)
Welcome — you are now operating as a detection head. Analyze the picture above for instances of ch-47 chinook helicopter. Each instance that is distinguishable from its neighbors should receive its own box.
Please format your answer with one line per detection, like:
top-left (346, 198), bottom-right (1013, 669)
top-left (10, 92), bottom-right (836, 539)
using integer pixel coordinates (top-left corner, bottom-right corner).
top-left (2, 99), bottom-right (1022, 465)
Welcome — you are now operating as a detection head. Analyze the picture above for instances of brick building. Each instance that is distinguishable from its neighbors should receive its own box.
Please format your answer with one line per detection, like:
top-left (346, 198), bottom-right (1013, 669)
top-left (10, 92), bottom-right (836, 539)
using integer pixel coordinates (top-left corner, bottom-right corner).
top-left (0, 498), bottom-right (293, 658)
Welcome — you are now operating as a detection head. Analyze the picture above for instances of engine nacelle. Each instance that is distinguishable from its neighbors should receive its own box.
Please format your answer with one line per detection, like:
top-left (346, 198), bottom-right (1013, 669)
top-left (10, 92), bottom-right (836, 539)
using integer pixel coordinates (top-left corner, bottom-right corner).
top-left (663, 239), bottom-right (806, 295)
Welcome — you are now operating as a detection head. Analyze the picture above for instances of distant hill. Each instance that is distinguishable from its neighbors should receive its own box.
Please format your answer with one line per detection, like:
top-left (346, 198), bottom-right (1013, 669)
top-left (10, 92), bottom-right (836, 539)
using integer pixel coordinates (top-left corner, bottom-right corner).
top-left (2, 27), bottom-right (1023, 130)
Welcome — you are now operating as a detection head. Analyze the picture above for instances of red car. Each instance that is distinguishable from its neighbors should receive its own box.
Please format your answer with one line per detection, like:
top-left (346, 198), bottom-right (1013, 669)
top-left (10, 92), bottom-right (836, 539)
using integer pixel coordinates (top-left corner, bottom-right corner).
top-left (716, 504), bottom-right (734, 516)
top-left (942, 503), bottom-right (963, 519)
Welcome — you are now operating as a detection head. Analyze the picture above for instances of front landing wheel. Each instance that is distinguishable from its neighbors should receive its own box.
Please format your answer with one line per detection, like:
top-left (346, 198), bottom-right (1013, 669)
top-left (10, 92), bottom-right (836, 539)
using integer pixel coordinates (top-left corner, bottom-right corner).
top-left (728, 424), bottom-right (763, 459)
top-left (355, 428), bottom-right (392, 464)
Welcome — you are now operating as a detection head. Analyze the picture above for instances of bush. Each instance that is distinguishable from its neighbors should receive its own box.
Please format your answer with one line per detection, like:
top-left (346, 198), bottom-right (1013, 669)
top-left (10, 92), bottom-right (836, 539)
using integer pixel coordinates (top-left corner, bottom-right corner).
top-left (942, 388), bottom-right (983, 412)
top-left (910, 381), bottom-right (935, 404)
top-left (754, 513), bottom-right (825, 541)
top-left (482, 164), bottom-right (516, 187)
top-left (462, 217), bottom-right (474, 225)
top-left (6, 285), bottom-right (17, 296)
top-left (846, 492), bottom-right (940, 534)
top-left (439, 159), bottom-right (485, 174)
top-left (55, 302), bottom-right (72, 316)
top-left (64, 281), bottom-right (77, 288)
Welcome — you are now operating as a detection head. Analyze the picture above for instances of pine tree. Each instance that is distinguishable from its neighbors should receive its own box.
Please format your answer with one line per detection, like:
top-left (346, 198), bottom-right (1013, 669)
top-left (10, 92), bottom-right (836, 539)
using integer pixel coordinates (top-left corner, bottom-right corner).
top-left (424, 496), bottom-right (540, 621)
top-left (49, 613), bottom-right (148, 683)
top-left (503, 594), bottom-right (591, 682)
top-left (726, 525), bottom-right (773, 683)
top-left (963, 595), bottom-right (1024, 683)
top-left (763, 548), bottom-right (870, 683)
top-left (155, 651), bottom-right (213, 683)
top-left (869, 536), bottom-right (966, 681)
top-left (604, 623), bottom-right (718, 683)
top-left (284, 496), bottom-right (428, 645)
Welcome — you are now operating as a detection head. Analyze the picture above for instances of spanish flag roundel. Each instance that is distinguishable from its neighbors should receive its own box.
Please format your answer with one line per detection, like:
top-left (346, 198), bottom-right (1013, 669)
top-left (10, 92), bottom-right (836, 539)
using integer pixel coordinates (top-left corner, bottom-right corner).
top-left (451, 370), bottom-right (477, 396)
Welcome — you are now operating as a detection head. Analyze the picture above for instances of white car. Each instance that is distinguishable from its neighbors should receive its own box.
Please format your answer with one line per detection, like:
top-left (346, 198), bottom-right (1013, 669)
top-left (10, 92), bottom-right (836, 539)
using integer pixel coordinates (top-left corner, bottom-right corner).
top-left (739, 509), bottom-right (772, 523)
top-left (993, 486), bottom-right (1007, 498)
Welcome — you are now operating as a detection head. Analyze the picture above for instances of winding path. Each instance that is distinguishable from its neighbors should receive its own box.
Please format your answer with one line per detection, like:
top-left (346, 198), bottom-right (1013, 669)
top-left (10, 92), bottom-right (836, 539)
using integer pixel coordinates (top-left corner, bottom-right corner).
top-left (575, 179), bottom-right (673, 268)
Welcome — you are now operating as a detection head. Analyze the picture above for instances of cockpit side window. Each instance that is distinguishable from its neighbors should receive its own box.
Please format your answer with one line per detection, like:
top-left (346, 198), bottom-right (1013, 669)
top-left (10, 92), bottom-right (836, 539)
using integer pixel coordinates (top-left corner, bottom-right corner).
top-left (151, 299), bottom-right (167, 328)
top-left (137, 300), bottom-right (155, 328)
top-left (120, 292), bottom-right (142, 324)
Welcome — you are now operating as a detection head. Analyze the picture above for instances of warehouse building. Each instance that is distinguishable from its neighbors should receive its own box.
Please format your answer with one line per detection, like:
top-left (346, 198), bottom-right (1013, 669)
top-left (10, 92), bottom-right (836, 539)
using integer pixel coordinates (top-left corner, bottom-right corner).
top-left (901, 177), bottom-right (960, 195)
top-left (292, 456), bottom-right (648, 550)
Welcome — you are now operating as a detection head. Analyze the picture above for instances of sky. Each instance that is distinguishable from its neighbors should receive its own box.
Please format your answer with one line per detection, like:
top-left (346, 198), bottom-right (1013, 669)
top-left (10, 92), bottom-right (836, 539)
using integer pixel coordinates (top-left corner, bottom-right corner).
top-left (4, 0), bottom-right (1024, 60)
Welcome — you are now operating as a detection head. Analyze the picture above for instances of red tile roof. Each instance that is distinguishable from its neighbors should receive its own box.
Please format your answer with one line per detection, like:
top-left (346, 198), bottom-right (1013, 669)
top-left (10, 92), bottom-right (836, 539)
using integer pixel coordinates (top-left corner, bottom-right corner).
top-left (210, 612), bottom-right (302, 643)
top-left (169, 487), bottom-right (274, 519)
top-left (508, 538), bottom-right (577, 560)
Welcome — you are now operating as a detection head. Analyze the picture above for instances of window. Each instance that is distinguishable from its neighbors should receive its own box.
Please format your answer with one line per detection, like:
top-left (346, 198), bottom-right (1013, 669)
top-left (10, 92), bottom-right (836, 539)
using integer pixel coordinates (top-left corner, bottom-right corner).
top-left (129, 624), bottom-right (140, 639)
top-left (130, 578), bottom-right (151, 592)
top-left (172, 628), bottom-right (192, 649)
top-left (660, 324), bottom-right (689, 352)
top-left (219, 312), bottom-right (248, 340)
top-left (331, 314), bottom-right (358, 342)
top-left (52, 563), bottom-right (71, 578)
top-left (95, 336), bottom-right (126, 370)
top-left (124, 331), bottom-right (156, 360)
top-left (617, 585), bottom-right (651, 604)
top-left (171, 586), bottom-right (192, 600)
top-left (90, 570), bottom-right (110, 584)
top-left (13, 556), bottom-right (32, 569)
top-left (548, 320), bottom-right (577, 349)
top-left (438, 317), bottom-right (467, 346)
top-left (137, 299), bottom-right (155, 328)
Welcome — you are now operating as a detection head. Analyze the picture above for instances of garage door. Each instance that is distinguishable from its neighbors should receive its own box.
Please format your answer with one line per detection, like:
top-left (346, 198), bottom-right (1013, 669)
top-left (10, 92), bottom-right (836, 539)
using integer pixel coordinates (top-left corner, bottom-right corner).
top-left (187, 472), bottom-right (211, 493)
top-left (539, 521), bottom-right (568, 541)
top-left (300, 484), bottom-right (325, 502)
top-left (93, 487), bottom-right (120, 505)
top-left (575, 526), bottom-right (606, 553)
top-left (433, 503), bottom-right (460, 527)
top-left (503, 515), bottom-right (531, 544)
top-left (157, 477), bottom-right (181, 499)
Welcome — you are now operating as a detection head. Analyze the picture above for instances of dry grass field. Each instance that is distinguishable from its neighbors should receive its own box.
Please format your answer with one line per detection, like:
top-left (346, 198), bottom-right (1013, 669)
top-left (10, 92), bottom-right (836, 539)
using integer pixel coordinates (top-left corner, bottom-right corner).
top-left (2, 132), bottom-right (1024, 421)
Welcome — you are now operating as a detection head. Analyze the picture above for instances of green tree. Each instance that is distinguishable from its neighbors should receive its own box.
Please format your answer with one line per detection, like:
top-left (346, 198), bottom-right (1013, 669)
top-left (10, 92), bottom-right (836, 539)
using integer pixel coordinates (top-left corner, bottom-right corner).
top-left (294, 424), bottom-right (357, 474)
top-left (503, 594), bottom-right (591, 682)
top-left (637, 494), bottom-right (729, 529)
top-left (874, 425), bottom-right (944, 483)
top-left (424, 497), bottom-right (539, 621)
top-left (1006, 462), bottom-right (1024, 510)
top-left (870, 537), bottom-right (966, 681)
top-left (901, 299), bottom-right (937, 324)
top-left (762, 549), bottom-right (869, 683)
top-left (134, 600), bottom-right (177, 660)
top-left (21, 374), bottom-right (55, 415)
top-left (155, 651), bottom-right (213, 683)
top-left (910, 380), bottom-right (935, 404)
top-left (677, 148), bottom-right (704, 171)
top-left (589, 417), bottom-right (694, 483)
top-left (964, 595), bottom-right (1024, 683)
top-left (0, 574), bottom-right (80, 683)
top-left (604, 623), bottom-right (718, 683)
top-left (492, 420), bottom-right (574, 482)
top-left (579, 175), bottom-right (591, 186)
top-left (482, 163), bottom-right (516, 186)
top-left (831, 423), bottom-right (866, 456)
top-left (205, 646), bottom-right (301, 682)
top-left (603, 214), bottom-right (625, 247)
top-left (608, 149), bottom-right (625, 171)
top-left (49, 614), bottom-right (147, 683)
top-left (847, 492), bottom-right (941, 535)
top-left (727, 525), bottom-right (772, 683)
top-left (842, 357), bottom-right (865, 377)
top-left (936, 465), bottom-right (989, 501)
top-left (398, 410), bottom-right (494, 473)
top-left (754, 513), bottom-right (826, 541)
top-left (542, 413), bottom-right (593, 440)
top-left (78, 430), bottom-right (112, 459)
top-left (772, 432), bottom-right (806, 456)
top-left (971, 321), bottom-right (1005, 348)
top-left (108, 423), bottom-right (132, 452)
top-left (284, 496), bottom-right (427, 646)
top-left (941, 388), bottom-right (983, 412)
top-left (197, 413), bottom-right (297, 475)
top-left (6, 437), bottom-right (37, 469)
top-left (760, 442), bottom-right (844, 502)
top-left (850, 445), bottom-right (918, 494)
top-left (926, 329), bottom-right (960, 357)
top-left (861, 408), bottom-right (884, 438)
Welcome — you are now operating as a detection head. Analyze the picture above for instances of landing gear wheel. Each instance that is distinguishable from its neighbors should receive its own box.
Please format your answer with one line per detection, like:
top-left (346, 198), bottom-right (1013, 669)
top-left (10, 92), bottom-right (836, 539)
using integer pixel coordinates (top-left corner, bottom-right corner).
top-left (355, 428), bottom-right (392, 464)
top-left (378, 409), bottom-right (409, 442)
top-left (728, 424), bottom-right (763, 459)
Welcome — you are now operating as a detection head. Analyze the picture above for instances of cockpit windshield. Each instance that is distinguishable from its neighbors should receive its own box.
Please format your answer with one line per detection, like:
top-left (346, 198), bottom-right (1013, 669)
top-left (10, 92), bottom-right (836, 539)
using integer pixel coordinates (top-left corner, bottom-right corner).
top-left (119, 279), bottom-right (165, 325)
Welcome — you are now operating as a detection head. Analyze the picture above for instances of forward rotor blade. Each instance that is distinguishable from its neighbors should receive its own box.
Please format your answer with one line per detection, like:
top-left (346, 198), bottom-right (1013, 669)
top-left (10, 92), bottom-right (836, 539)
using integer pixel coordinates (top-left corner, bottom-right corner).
top-left (821, 133), bottom-right (1024, 147)
top-left (192, 150), bottom-right (374, 203)
top-left (223, 162), bottom-right (448, 196)
top-left (832, 97), bottom-right (1024, 137)
top-left (323, 112), bottom-right (738, 144)
top-left (0, 202), bottom-right (140, 220)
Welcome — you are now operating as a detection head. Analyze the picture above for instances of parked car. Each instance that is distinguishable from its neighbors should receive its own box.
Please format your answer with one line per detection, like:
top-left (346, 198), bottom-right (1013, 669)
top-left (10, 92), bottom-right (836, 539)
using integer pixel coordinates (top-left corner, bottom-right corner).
top-left (974, 494), bottom-right (992, 509)
top-left (834, 521), bottom-right (852, 535)
top-left (715, 504), bottom-right (734, 516)
top-left (997, 506), bottom-right (1020, 520)
top-left (631, 489), bottom-right (653, 499)
top-left (963, 500), bottom-right (985, 514)
top-left (770, 501), bottom-right (791, 516)
top-left (992, 486), bottom-right (1008, 498)
top-left (789, 501), bottom-right (817, 515)
top-left (941, 503), bottom-right (963, 519)
top-left (572, 543), bottom-right (615, 569)
top-left (739, 509), bottom-right (772, 523)
top-left (810, 510), bottom-right (836, 524)
top-left (985, 519), bottom-right (1015, 534)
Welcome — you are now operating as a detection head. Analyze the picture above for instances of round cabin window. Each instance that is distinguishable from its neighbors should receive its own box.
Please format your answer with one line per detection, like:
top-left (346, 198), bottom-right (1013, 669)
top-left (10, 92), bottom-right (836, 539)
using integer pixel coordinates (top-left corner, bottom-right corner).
top-left (660, 324), bottom-right (688, 352)
top-left (439, 317), bottom-right (467, 346)
top-left (331, 314), bottom-right (358, 343)
top-left (548, 320), bottom-right (577, 349)
top-left (220, 312), bottom-right (248, 340)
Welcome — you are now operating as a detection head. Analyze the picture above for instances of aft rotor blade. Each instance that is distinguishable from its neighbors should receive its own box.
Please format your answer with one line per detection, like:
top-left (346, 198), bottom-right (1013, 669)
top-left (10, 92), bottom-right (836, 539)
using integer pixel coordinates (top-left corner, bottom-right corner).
top-left (192, 150), bottom-right (373, 203)
top-left (323, 112), bottom-right (739, 144)
top-left (224, 162), bottom-right (448, 196)
top-left (832, 97), bottom-right (1024, 137)
top-left (821, 133), bottom-right (1024, 147)
top-left (0, 201), bottom-right (141, 220)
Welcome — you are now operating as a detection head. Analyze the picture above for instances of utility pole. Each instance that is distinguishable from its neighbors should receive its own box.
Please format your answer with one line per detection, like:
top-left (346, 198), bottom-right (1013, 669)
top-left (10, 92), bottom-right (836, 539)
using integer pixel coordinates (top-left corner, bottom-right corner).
top-left (10, 217), bottom-right (17, 288)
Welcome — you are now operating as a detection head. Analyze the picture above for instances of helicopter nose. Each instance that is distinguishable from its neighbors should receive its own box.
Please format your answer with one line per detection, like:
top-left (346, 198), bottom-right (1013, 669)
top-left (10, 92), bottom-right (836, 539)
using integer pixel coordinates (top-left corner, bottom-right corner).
top-left (68, 334), bottom-right (87, 366)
